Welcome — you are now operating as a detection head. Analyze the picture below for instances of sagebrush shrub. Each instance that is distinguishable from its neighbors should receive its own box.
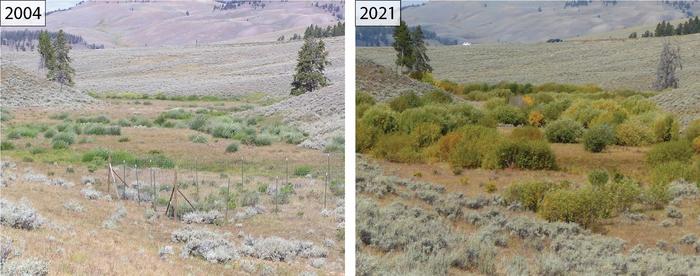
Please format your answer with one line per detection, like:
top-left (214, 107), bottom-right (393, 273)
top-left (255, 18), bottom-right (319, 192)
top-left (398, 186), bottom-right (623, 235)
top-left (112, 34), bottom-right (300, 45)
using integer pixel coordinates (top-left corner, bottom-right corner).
top-left (52, 132), bottom-right (75, 146)
top-left (583, 124), bottom-right (616, 152)
top-left (189, 134), bottom-right (208, 144)
top-left (294, 165), bottom-right (312, 176)
top-left (646, 140), bottom-right (693, 166)
top-left (545, 119), bottom-right (583, 143)
top-left (356, 91), bottom-right (376, 106)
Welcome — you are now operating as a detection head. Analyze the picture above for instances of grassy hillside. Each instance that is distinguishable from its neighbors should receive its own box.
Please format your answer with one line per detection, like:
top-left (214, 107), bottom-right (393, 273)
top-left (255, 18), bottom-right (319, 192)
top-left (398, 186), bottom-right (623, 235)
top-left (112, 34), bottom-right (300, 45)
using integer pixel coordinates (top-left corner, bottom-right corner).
top-left (28, 1), bottom-right (341, 47)
top-left (357, 33), bottom-right (700, 92)
top-left (399, 1), bottom-right (699, 43)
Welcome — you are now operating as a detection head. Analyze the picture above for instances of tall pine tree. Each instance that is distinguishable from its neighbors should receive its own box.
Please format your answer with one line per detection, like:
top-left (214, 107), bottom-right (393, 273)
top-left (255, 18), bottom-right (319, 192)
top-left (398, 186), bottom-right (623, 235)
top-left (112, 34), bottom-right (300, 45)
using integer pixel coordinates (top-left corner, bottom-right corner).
top-left (290, 37), bottom-right (330, 95)
top-left (37, 30), bottom-right (54, 72)
top-left (411, 25), bottom-right (432, 76)
top-left (47, 30), bottom-right (75, 91)
top-left (392, 20), bottom-right (414, 74)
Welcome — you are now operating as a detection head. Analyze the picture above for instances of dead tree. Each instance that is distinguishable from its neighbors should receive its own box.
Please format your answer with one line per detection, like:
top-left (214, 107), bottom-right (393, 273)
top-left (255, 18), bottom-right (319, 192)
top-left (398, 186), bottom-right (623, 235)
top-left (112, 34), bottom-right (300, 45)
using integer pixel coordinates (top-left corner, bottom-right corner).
top-left (653, 40), bottom-right (682, 91)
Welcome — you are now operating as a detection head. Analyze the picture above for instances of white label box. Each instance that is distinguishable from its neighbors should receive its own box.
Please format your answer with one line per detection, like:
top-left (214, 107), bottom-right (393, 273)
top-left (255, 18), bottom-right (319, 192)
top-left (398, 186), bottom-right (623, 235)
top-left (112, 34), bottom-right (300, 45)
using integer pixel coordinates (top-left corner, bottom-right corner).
top-left (1, 0), bottom-right (46, 27)
top-left (356, 0), bottom-right (401, 27)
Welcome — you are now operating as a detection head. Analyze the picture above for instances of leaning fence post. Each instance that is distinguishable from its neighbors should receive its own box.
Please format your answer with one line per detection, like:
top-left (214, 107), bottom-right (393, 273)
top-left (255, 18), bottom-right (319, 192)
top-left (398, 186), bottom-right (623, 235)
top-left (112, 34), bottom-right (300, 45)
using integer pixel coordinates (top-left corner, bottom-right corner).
top-left (151, 160), bottom-right (156, 211)
top-left (135, 163), bottom-right (140, 205)
top-left (173, 168), bottom-right (178, 221)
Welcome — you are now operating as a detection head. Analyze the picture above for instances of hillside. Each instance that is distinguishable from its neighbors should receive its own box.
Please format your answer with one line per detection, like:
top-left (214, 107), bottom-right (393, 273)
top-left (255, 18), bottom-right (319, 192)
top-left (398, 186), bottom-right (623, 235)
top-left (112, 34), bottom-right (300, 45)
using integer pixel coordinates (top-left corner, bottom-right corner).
top-left (356, 59), bottom-right (437, 101)
top-left (3, 37), bottom-right (344, 99)
top-left (0, 64), bottom-right (98, 108)
top-left (22, 0), bottom-right (342, 47)
top-left (397, 1), bottom-right (700, 43)
top-left (357, 33), bottom-right (700, 92)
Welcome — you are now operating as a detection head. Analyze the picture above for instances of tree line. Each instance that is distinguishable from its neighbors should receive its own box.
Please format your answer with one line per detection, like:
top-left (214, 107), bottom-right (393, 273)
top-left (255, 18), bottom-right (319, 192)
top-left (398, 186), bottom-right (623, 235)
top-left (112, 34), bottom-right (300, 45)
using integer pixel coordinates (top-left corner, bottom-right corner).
top-left (37, 30), bottom-right (75, 91)
top-left (357, 26), bottom-right (458, 47)
top-left (1, 30), bottom-right (104, 52)
top-left (632, 17), bottom-right (700, 38)
top-left (304, 22), bottom-right (345, 39)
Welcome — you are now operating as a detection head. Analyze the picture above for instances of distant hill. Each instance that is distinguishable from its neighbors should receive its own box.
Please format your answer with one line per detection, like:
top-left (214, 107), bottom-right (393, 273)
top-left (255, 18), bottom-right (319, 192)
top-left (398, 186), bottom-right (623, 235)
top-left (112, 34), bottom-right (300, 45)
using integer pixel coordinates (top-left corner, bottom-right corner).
top-left (393, 1), bottom-right (700, 44)
top-left (14, 0), bottom-right (343, 48)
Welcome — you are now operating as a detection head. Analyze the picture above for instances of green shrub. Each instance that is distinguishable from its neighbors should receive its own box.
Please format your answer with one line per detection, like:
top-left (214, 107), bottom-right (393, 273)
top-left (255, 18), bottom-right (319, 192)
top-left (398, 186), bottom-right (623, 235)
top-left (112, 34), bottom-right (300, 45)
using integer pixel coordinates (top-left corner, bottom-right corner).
top-left (504, 181), bottom-right (569, 211)
top-left (356, 91), bottom-right (376, 106)
top-left (650, 161), bottom-right (692, 186)
top-left (225, 142), bottom-right (239, 153)
top-left (82, 124), bottom-right (121, 135)
top-left (189, 134), bottom-right (208, 144)
top-left (361, 105), bottom-right (398, 133)
top-left (652, 114), bottom-right (679, 142)
top-left (684, 119), bottom-right (700, 141)
top-left (323, 136), bottom-right (344, 153)
top-left (594, 178), bottom-right (641, 218)
top-left (49, 112), bottom-right (70, 120)
top-left (646, 140), bottom-right (693, 166)
top-left (614, 122), bottom-right (653, 146)
top-left (76, 115), bottom-right (110, 124)
top-left (485, 98), bottom-right (507, 110)
top-left (209, 123), bottom-right (239, 139)
top-left (643, 182), bottom-right (670, 209)
top-left (421, 90), bottom-right (453, 104)
top-left (29, 147), bottom-right (46, 155)
top-left (118, 137), bottom-right (130, 142)
top-left (588, 169), bottom-right (609, 187)
top-left (510, 126), bottom-right (543, 140)
top-left (389, 91), bottom-right (422, 112)
top-left (252, 134), bottom-right (273, 146)
top-left (188, 115), bottom-right (208, 131)
top-left (540, 99), bottom-right (571, 122)
top-left (396, 106), bottom-right (444, 134)
top-left (540, 187), bottom-right (600, 228)
top-left (545, 119), bottom-right (583, 143)
top-left (294, 165), bottom-right (312, 176)
top-left (411, 122), bottom-right (442, 147)
top-left (52, 140), bottom-right (70, 150)
top-left (490, 105), bottom-right (527, 126)
top-left (356, 121), bottom-right (379, 153)
top-left (52, 132), bottom-right (76, 146)
top-left (372, 133), bottom-right (423, 163)
top-left (43, 129), bottom-right (56, 138)
top-left (1, 141), bottom-right (15, 150)
top-left (484, 139), bottom-right (557, 170)
top-left (81, 147), bottom-right (111, 162)
top-left (583, 124), bottom-right (615, 152)
top-left (448, 125), bottom-right (501, 169)
top-left (621, 95), bottom-right (657, 115)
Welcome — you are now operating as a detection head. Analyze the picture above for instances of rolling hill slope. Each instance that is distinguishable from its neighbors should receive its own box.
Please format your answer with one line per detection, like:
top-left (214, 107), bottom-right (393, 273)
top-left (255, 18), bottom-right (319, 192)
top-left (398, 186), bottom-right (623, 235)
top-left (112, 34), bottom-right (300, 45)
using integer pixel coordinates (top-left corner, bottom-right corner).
top-left (398, 1), bottom-right (700, 43)
top-left (24, 0), bottom-right (342, 47)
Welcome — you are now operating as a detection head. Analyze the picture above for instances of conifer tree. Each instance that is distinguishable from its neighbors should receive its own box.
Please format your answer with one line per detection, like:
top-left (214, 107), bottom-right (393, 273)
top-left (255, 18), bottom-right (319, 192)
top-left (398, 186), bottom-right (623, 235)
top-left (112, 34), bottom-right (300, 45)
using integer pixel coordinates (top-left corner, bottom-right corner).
top-left (411, 25), bottom-right (432, 75)
top-left (392, 20), bottom-right (414, 73)
top-left (290, 37), bottom-right (330, 95)
top-left (37, 30), bottom-right (54, 71)
top-left (47, 30), bottom-right (75, 91)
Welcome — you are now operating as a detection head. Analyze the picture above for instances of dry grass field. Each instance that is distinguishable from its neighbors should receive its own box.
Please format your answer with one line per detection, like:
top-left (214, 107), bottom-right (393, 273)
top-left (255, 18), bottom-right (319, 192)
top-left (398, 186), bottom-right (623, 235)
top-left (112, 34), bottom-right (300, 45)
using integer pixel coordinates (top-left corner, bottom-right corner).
top-left (1, 98), bottom-right (345, 275)
top-left (357, 33), bottom-right (700, 92)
